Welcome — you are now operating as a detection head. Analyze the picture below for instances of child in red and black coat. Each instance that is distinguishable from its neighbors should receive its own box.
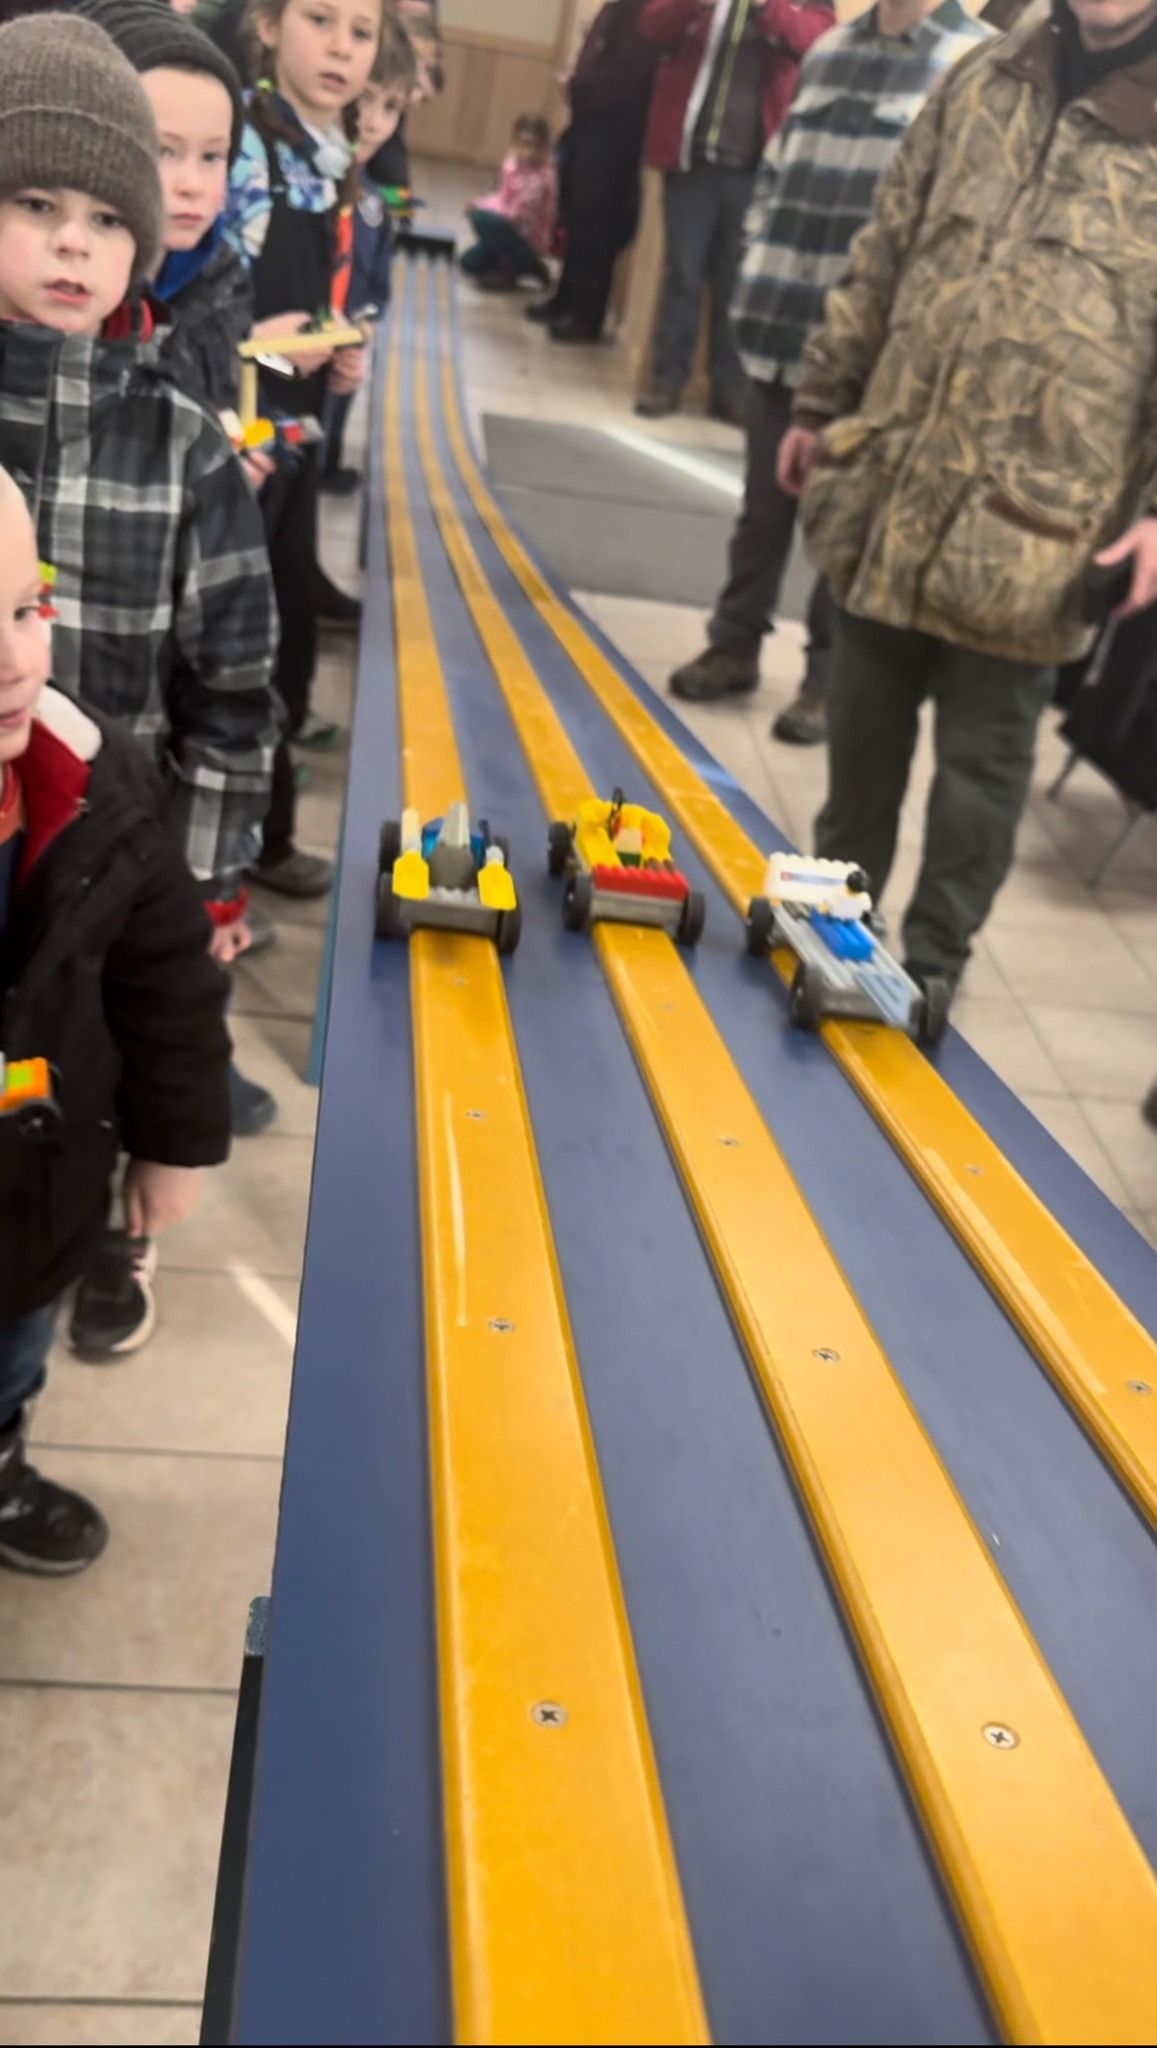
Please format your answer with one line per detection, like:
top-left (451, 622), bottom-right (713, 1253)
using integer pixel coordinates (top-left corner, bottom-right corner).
top-left (0, 466), bottom-right (231, 1576)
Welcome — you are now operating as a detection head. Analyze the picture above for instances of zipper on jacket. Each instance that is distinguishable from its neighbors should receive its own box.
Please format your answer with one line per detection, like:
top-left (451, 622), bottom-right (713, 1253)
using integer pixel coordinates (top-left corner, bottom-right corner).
top-left (705, 0), bottom-right (754, 159)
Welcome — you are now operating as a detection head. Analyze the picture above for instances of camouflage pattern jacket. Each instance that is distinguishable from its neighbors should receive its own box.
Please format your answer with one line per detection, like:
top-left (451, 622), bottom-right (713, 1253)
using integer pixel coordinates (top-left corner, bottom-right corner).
top-left (792, 5), bottom-right (1157, 664)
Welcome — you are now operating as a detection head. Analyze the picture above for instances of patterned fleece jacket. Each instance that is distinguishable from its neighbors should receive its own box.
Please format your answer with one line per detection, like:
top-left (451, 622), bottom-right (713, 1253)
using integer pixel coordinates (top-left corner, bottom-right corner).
top-left (0, 311), bottom-right (277, 887)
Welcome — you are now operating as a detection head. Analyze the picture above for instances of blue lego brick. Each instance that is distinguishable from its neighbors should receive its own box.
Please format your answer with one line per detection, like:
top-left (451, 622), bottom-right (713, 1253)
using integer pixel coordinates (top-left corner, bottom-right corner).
top-left (811, 912), bottom-right (875, 962)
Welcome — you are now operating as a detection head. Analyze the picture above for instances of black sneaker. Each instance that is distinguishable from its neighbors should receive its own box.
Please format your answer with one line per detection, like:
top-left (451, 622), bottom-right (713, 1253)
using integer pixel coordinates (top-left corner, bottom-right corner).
top-left (313, 570), bottom-right (362, 631)
top-left (669, 646), bottom-right (759, 703)
top-left (319, 467), bottom-right (361, 497)
top-left (69, 1231), bottom-right (157, 1361)
top-left (1143, 1083), bottom-right (1157, 1132)
top-left (525, 294), bottom-right (561, 325)
top-left (549, 315), bottom-right (602, 345)
top-left (251, 847), bottom-right (334, 899)
top-left (635, 386), bottom-right (682, 420)
top-left (0, 1417), bottom-right (109, 1573)
top-left (230, 1064), bottom-right (278, 1139)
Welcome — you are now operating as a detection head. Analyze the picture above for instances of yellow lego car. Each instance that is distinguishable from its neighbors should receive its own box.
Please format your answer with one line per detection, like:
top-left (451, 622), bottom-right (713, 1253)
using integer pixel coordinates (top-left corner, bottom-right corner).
top-left (547, 789), bottom-right (705, 946)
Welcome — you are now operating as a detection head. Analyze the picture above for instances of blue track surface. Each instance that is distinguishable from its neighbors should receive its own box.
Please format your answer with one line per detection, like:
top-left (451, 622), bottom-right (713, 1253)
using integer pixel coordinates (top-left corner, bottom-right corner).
top-left (231, 283), bottom-right (1157, 2046)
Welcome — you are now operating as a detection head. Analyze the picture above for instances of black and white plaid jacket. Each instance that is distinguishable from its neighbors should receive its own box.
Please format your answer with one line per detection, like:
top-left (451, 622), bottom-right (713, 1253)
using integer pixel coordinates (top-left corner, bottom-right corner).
top-left (0, 316), bottom-right (277, 888)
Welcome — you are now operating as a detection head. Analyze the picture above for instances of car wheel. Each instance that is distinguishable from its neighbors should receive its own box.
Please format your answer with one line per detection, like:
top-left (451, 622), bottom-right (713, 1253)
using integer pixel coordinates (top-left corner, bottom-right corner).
top-left (788, 962), bottom-right (823, 1031)
top-left (918, 974), bottom-right (953, 1047)
top-left (495, 901), bottom-right (522, 956)
top-left (547, 820), bottom-right (573, 877)
top-left (378, 818), bottom-right (401, 875)
top-left (678, 888), bottom-right (706, 948)
top-left (563, 872), bottom-right (593, 933)
top-left (745, 895), bottom-right (775, 958)
top-left (375, 874), bottom-right (405, 941)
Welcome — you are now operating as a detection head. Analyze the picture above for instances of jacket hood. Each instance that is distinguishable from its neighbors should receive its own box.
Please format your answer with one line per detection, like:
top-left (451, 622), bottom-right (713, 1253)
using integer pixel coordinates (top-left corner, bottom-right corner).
top-left (17, 688), bottom-right (101, 878)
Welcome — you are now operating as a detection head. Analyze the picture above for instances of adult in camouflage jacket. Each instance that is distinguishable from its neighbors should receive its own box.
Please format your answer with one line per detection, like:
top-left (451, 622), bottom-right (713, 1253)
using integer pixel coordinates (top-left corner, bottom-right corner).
top-left (777, 0), bottom-right (1157, 983)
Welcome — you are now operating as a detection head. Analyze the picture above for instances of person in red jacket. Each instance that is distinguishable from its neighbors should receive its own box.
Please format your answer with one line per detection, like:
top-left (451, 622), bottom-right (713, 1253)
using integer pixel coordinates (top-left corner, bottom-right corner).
top-left (637, 0), bottom-right (833, 423)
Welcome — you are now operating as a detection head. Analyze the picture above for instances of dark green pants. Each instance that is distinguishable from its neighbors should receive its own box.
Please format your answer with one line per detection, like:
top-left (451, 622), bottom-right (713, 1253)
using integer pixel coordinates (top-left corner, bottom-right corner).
top-left (815, 609), bottom-right (1054, 976)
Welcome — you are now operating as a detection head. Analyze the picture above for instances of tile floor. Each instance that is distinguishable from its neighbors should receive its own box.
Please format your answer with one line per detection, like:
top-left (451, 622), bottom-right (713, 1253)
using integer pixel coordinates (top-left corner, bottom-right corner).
top-left (3, 160), bottom-right (1156, 2048)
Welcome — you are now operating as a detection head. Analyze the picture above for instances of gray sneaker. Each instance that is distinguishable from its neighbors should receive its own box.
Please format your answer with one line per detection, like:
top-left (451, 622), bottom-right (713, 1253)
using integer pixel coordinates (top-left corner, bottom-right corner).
top-left (772, 681), bottom-right (828, 745)
top-left (670, 646), bottom-right (759, 703)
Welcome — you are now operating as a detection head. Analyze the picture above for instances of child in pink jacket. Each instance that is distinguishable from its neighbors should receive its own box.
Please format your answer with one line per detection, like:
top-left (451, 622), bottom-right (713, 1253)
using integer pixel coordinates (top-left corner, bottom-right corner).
top-left (460, 114), bottom-right (557, 290)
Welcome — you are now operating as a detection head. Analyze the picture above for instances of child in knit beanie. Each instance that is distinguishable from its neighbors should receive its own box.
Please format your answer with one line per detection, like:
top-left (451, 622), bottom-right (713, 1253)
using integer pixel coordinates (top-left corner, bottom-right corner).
top-left (74, 0), bottom-right (254, 414)
top-left (0, 10), bottom-right (163, 326)
top-left (0, 10), bottom-right (279, 1356)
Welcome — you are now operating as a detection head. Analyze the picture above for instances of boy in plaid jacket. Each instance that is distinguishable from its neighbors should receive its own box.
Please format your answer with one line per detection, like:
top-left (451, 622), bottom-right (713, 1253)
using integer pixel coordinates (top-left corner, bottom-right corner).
top-left (0, 13), bottom-right (277, 906)
top-left (0, 12), bottom-right (278, 1354)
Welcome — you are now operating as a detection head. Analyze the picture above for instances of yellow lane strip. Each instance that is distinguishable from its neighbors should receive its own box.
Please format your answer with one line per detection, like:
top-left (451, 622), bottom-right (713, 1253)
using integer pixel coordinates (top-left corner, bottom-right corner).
top-left (386, 271), bottom-right (709, 2048)
top-left (432, 268), bottom-right (1157, 1535)
top-left (411, 264), bottom-right (1157, 2045)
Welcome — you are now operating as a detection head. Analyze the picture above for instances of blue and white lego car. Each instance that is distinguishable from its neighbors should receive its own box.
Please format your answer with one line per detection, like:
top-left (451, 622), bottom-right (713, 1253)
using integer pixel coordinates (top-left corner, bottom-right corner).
top-left (744, 855), bottom-right (951, 1045)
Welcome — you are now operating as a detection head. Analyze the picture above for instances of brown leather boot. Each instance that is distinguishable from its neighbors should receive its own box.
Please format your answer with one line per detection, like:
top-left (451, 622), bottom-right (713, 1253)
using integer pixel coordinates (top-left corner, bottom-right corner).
top-left (669, 646), bottom-right (759, 703)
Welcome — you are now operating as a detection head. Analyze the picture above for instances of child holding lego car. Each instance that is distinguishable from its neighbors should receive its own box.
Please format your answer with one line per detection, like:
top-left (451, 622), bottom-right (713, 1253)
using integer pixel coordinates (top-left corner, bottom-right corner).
top-left (0, 462), bottom-right (232, 1574)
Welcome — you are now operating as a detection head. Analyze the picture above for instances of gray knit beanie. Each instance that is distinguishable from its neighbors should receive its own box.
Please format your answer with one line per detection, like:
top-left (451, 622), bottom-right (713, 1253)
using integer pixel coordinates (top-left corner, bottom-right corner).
top-left (74, 0), bottom-right (246, 163)
top-left (0, 12), bottom-right (163, 278)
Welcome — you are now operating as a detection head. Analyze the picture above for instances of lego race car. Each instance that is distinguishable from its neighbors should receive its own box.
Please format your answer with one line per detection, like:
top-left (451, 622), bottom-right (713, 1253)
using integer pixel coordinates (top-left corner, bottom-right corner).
top-left (0, 1055), bottom-right (61, 1141)
top-left (375, 801), bottom-right (521, 953)
top-left (547, 790), bottom-right (706, 946)
top-left (745, 854), bottom-right (951, 1045)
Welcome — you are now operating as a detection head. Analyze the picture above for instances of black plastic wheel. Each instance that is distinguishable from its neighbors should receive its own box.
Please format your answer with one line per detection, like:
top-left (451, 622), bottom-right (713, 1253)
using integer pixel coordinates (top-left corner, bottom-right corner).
top-left (495, 900), bottom-right (523, 956)
top-left (917, 974), bottom-right (953, 1048)
top-left (846, 866), bottom-right (870, 897)
top-left (547, 820), bottom-right (573, 877)
top-left (745, 895), bottom-right (775, 959)
top-left (563, 872), bottom-right (593, 933)
top-left (378, 818), bottom-right (402, 876)
top-left (15, 1097), bottom-right (62, 1143)
top-left (678, 887), bottom-right (706, 948)
top-left (788, 962), bottom-right (823, 1031)
top-left (375, 873), bottom-right (405, 941)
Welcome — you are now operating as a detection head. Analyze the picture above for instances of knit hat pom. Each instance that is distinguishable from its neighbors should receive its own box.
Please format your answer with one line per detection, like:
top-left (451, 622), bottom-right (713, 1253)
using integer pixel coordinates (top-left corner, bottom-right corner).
top-left (0, 12), bottom-right (163, 279)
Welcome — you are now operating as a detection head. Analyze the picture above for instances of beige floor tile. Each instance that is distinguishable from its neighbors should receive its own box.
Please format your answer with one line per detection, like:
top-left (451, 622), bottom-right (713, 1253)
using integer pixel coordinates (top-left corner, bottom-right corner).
top-left (1137, 1209), bottom-right (1157, 1249)
top-left (33, 1270), bottom-right (295, 1461)
top-left (0, 1688), bottom-right (234, 2002)
top-left (983, 916), bottom-right (1157, 1015)
top-left (0, 2006), bottom-right (199, 2046)
top-left (952, 995), bottom-right (1069, 1098)
top-left (161, 1134), bottom-right (313, 1279)
top-left (1078, 1097), bottom-right (1157, 1210)
top-left (232, 917), bottom-right (323, 1026)
top-left (0, 1450), bottom-right (279, 1689)
top-left (580, 592), bottom-right (706, 665)
top-left (1016, 1093), bottom-right (1132, 1209)
top-left (228, 1015), bottom-right (320, 1140)
top-left (1025, 1003), bottom-right (1156, 1102)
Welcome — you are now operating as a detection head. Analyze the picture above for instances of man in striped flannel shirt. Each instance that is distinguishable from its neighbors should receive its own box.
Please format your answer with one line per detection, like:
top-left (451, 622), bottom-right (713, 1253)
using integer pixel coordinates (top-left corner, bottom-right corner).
top-left (669, 0), bottom-right (989, 738)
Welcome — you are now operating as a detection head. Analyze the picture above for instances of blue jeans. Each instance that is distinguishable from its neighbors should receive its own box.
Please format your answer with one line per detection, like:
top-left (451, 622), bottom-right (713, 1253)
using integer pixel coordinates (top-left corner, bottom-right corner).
top-left (654, 163), bottom-right (754, 407)
top-left (460, 208), bottom-right (544, 281)
top-left (0, 1305), bottom-right (57, 1430)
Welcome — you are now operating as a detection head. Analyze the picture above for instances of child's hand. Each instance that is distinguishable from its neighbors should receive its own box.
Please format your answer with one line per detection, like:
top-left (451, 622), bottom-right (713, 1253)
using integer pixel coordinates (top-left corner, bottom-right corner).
top-left (208, 918), bottom-right (253, 964)
top-left (240, 449), bottom-right (277, 492)
top-left (329, 346), bottom-right (367, 395)
top-left (251, 311), bottom-right (335, 379)
top-left (123, 1161), bottom-right (204, 1238)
